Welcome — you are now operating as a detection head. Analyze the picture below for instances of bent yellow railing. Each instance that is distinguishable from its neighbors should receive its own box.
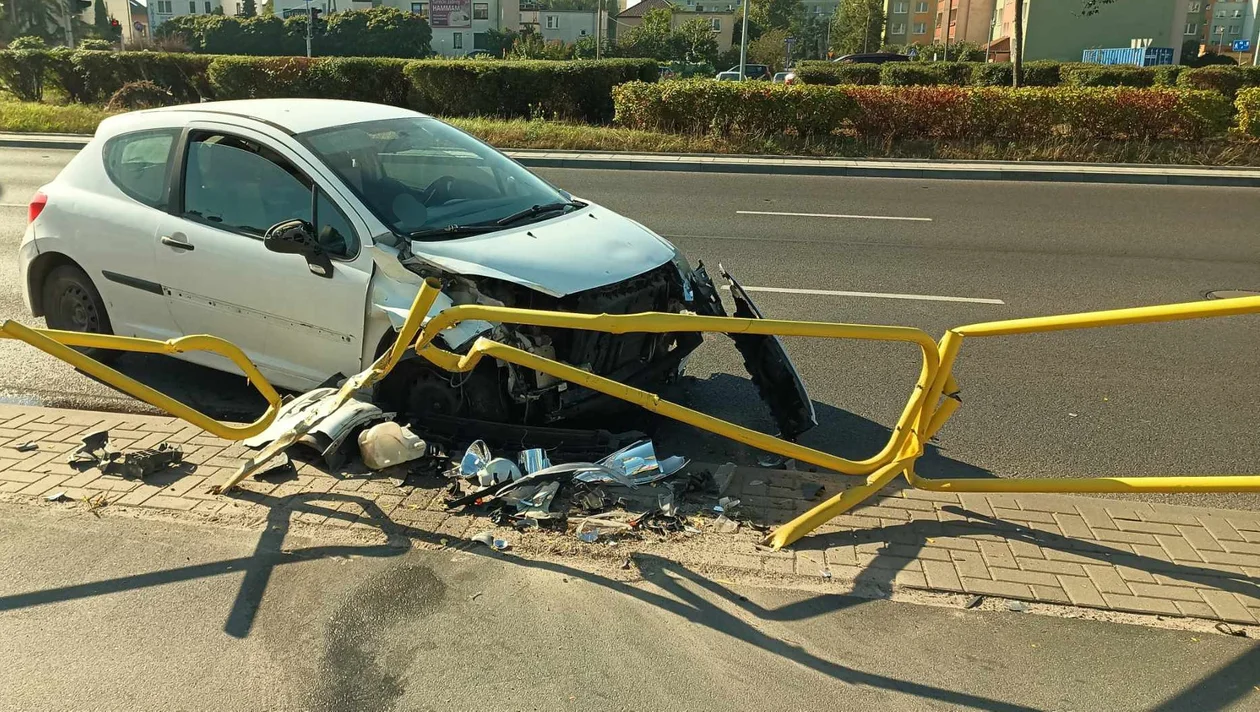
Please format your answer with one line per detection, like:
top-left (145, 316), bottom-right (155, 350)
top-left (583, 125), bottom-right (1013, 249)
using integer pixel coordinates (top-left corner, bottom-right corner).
top-left (4, 278), bottom-right (1259, 551)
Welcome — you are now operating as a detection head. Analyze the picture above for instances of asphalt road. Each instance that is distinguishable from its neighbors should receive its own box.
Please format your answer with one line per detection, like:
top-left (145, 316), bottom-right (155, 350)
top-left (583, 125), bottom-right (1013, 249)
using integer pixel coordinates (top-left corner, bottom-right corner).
top-left (1, 148), bottom-right (1258, 508)
top-left (2, 504), bottom-right (1256, 711)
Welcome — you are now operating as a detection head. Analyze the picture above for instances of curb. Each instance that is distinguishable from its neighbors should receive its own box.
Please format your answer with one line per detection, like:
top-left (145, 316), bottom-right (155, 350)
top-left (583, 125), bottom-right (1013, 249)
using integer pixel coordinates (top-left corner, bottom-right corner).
top-left (6, 133), bottom-right (1260, 188)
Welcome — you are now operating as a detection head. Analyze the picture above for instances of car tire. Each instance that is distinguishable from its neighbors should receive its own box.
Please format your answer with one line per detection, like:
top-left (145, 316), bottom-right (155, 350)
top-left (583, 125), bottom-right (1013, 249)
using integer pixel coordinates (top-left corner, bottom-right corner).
top-left (40, 264), bottom-right (120, 363)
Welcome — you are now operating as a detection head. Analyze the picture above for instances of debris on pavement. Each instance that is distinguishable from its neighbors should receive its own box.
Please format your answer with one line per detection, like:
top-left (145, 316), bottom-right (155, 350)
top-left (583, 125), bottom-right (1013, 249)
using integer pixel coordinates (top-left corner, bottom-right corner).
top-left (1007, 601), bottom-right (1030, 613)
top-left (358, 421), bottom-right (428, 470)
top-left (110, 444), bottom-right (183, 479)
top-left (711, 462), bottom-right (737, 495)
top-left (713, 515), bottom-right (740, 534)
top-left (1215, 622), bottom-right (1247, 637)
top-left (965, 595), bottom-right (984, 609)
top-left (68, 430), bottom-right (112, 468)
top-left (14, 441), bottom-right (38, 453)
top-left (253, 452), bottom-right (295, 480)
top-left (45, 491), bottom-right (70, 502)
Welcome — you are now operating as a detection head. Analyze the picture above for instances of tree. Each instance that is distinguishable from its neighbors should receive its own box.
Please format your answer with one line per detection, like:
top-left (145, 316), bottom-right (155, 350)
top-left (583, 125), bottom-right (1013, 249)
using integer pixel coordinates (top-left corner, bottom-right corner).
top-left (829, 0), bottom-right (882, 56)
top-left (673, 17), bottom-right (717, 64)
top-left (1, 0), bottom-right (61, 42)
top-left (748, 27), bottom-right (788, 71)
top-left (92, 0), bottom-right (108, 33)
top-left (620, 6), bottom-right (673, 58)
top-left (752, 0), bottom-right (801, 31)
top-left (790, 13), bottom-right (828, 61)
top-left (482, 27), bottom-right (517, 57)
top-left (239, 0), bottom-right (257, 18)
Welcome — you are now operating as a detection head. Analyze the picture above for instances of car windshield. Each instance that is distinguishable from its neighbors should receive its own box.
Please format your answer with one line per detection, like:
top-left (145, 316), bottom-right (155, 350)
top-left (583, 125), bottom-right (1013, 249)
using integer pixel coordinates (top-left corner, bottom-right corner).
top-left (299, 117), bottom-right (572, 240)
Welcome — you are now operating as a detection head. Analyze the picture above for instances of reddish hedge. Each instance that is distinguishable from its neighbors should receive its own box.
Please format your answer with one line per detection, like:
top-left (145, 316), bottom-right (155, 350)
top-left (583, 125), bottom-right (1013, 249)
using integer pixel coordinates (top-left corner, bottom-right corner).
top-left (612, 81), bottom-right (1233, 141)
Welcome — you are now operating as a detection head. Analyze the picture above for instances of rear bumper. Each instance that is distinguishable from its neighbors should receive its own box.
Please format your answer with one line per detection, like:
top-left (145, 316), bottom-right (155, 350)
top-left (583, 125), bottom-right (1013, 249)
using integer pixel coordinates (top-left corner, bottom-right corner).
top-left (17, 227), bottom-right (39, 316)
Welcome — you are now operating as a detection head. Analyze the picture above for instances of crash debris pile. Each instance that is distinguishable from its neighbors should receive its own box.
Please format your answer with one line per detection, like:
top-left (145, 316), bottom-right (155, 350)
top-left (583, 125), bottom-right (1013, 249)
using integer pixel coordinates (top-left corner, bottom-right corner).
top-left (444, 439), bottom-right (746, 543)
top-left (67, 430), bottom-right (183, 479)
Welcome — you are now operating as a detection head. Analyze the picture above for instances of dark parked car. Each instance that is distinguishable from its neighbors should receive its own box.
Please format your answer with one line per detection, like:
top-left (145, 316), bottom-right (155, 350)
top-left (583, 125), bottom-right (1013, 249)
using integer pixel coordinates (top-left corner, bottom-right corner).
top-left (834, 52), bottom-right (911, 64)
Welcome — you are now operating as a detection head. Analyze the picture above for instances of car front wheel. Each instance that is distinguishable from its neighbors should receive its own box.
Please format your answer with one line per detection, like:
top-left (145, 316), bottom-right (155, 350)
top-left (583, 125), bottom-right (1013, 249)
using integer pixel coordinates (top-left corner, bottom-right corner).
top-left (41, 264), bottom-right (119, 362)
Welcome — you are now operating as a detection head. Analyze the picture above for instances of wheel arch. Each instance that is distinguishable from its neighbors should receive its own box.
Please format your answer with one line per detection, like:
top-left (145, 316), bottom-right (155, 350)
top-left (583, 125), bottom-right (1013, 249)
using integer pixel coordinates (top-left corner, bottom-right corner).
top-left (26, 251), bottom-right (87, 318)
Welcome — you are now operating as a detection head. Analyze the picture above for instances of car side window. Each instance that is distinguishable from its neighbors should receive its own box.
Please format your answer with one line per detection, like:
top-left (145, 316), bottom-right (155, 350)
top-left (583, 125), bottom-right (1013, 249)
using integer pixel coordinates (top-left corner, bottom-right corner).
top-left (182, 132), bottom-right (358, 258)
top-left (103, 129), bottom-right (179, 208)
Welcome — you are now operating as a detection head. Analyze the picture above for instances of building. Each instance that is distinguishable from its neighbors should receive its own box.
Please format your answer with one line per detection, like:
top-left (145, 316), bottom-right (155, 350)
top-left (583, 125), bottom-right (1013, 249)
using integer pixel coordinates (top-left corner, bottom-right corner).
top-left (380, 0), bottom-right (521, 56)
top-left (1194, 0), bottom-right (1258, 54)
top-left (519, 8), bottom-right (596, 44)
top-left (932, 0), bottom-right (993, 44)
top-left (615, 0), bottom-right (735, 51)
top-left (267, 0), bottom-right (372, 18)
top-left (986, 0), bottom-right (1189, 64)
top-left (883, 0), bottom-right (936, 46)
top-left (146, 0), bottom-right (226, 29)
top-left (103, 0), bottom-right (149, 43)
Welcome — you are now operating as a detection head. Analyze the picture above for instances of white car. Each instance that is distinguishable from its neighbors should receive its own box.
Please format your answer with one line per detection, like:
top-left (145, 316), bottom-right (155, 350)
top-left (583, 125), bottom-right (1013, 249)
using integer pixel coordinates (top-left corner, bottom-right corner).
top-left (20, 99), bottom-right (815, 437)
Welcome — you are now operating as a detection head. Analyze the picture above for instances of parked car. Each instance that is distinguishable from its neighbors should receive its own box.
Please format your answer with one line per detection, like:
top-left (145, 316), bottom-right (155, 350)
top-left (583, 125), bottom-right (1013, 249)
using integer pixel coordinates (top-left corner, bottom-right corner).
top-left (716, 64), bottom-right (772, 81)
top-left (772, 71), bottom-right (797, 84)
top-left (20, 99), bottom-right (816, 437)
top-left (463, 49), bottom-right (495, 59)
top-left (833, 52), bottom-right (911, 64)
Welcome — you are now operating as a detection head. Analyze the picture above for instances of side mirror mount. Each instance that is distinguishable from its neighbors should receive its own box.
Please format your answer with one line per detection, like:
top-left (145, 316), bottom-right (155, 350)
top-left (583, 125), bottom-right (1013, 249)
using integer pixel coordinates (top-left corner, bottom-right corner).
top-left (264, 219), bottom-right (334, 279)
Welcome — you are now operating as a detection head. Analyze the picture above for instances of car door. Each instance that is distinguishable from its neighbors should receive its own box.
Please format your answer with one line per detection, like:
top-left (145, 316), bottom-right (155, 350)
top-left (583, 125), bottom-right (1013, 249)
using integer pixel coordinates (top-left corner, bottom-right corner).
top-left (154, 123), bottom-right (374, 391)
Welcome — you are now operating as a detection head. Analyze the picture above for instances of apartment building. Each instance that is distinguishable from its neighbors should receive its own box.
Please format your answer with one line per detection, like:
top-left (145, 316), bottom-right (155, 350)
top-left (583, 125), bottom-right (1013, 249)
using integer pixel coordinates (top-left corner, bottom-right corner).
top-left (615, 0), bottom-right (735, 51)
top-left (883, 0), bottom-right (936, 46)
top-left (519, 8), bottom-right (596, 44)
top-left (931, 0), bottom-right (994, 44)
top-left (988, 0), bottom-right (1189, 63)
top-left (147, 0), bottom-right (226, 28)
top-left (383, 0), bottom-right (521, 55)
top-left (1194, 0), bottom-right (1258, 53)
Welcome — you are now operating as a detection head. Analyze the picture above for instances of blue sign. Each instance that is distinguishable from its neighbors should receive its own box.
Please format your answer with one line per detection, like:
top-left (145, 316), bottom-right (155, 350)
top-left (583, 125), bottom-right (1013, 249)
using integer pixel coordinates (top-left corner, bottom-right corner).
top-left (1233, 39), bottom-right (1252, 52)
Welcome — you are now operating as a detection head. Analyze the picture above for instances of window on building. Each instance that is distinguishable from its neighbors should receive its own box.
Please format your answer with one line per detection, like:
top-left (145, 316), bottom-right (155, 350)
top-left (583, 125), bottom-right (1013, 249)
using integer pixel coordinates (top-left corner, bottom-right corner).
top-left (1215, 9), bottom-right (1225, 17)
top-left (410, 2), bottom-right (424, 13)
top-left (1213, 24), bottom-right (1225, 34)
top-left (913, 21), bottom-right (926, 34)
top-left (915, 0), bottom-right (928, 11)
top-left (204, 1), bottom-right (211, 12)
top-left (473, 31), bottom-right (487, 48)
top-left (1185, 22), bottom-right (1198, 35)
top-left (473, 2), bottom-right (488, 19)
top-left (1188, 1), bottom-right (1200, 11)
top-left (453, 31), bottom-right (463, 49)
top-left (545, 14), bottom-right (558, 28)
top-left (1228, 24), bottom-right (1241, 33)
top-left (189, 1), bottom-right (196, 12)
top-left (156, 0), bottom-right (171, 12)
top-left (891, 22), bottom-right (906, 34)
top-left (1232, 9), bottom-right (1243, 17)
top-left (893, 2), bottom-right (907, 13)
top-left (710, 17), bottom-right (721, 30)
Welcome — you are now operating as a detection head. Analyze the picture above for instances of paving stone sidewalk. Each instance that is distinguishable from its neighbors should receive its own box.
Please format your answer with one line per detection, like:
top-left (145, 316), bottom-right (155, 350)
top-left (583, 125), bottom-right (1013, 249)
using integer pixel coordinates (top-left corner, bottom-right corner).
top-left (0, 404), bottom-right (1257, 625)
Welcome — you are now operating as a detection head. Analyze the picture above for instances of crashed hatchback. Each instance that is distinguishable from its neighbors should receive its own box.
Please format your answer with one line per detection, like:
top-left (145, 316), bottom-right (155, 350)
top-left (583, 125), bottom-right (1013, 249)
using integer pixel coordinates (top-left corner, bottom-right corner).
top-left (20, 99), bottom-right (815, 438)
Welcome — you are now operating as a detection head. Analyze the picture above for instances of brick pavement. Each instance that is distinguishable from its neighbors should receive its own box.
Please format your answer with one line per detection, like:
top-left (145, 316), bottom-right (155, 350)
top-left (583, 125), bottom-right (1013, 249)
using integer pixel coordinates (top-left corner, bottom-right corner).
top-left (0, 404), bottom-right (1257, 625)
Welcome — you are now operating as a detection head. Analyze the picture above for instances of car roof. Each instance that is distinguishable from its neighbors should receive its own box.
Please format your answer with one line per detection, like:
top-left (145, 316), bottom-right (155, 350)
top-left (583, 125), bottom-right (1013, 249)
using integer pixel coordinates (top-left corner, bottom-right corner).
top-left (114, 99), bottom-right (426, 136)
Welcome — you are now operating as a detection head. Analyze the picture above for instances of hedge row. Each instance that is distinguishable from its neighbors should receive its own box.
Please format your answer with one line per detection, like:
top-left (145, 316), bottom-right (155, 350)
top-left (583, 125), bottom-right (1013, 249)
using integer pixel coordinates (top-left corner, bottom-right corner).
top-left (1237, 87), bottom-right (1260, 138)
top-left (612, 80), bottom-right (1234, 141)
top-left (795, 60), bottom-right (1258, 93)
top-left (0, 50), bottom-right (657, 123)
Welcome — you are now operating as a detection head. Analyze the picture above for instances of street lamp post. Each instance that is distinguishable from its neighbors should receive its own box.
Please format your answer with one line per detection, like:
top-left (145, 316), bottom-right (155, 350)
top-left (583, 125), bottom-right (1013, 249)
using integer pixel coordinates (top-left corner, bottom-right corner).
top-left (864, 3), bottom-right (871, 53)
top-left (305, 0), bottom-right (313, 58)
top-left (738, 0), bottom-right (749, 79)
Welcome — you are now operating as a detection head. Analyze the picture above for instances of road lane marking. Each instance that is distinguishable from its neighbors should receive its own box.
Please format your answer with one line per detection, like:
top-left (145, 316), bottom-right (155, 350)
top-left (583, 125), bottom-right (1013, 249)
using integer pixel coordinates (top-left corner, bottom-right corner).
top-left (737, 210), bottom-right (932, 222)
top-left (0, 203), bottom-right (28, 208)
top-left (723, 285), bottom-right (1005, 305)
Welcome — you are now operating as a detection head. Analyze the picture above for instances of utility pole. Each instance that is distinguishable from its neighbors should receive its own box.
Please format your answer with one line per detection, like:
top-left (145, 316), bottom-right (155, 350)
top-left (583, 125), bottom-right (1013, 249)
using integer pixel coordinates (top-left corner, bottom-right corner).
top-left (942, 3), bottom-right (950, 60)
top-left (63, 0), bottom-right (74, 48)
top-left (864, 3), bottom-right (871, 53)
top-left (305, 0), bottom-right (313, 57)
top-left (738, 0), bottom-right (749, 79)
top-left (595, 0), bottom-right (601, 59)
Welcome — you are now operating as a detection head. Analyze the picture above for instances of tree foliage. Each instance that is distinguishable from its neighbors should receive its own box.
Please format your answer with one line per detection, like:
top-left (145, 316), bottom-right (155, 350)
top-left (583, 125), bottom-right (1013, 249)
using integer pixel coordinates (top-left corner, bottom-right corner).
top-left (239, 0), bottom-right (257, 18)
top-left (674, 17), bottom-right (717, 65)
top-left (159, 6), bottom-right (432, 57)
top-left (748, 28), bottom-right (788, 71)
top-left (621, 7), bottom-right (674, 59)
top-left (829, 0), bottom-right (883, 56)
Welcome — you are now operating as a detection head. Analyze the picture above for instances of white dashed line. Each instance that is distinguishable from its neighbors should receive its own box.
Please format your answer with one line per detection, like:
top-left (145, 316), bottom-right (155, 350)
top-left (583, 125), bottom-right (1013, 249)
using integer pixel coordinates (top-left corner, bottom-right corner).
top-left (736, 210), bottom-right (932, 222)
top-left (724, 285), bottom-right (1005, 305)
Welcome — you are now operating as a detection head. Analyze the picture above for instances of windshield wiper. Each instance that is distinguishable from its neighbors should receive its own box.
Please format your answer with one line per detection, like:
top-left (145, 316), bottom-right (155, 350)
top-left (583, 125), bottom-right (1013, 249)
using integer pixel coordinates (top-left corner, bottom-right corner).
top-left (408, 224), bottom-right (503, 240)
top-left (495, 200), bottom-right (586, 227)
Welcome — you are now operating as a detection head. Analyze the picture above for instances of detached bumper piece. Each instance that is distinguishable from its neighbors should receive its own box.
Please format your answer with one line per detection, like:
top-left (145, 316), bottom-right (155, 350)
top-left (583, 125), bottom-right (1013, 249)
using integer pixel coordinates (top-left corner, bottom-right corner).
top-left (690, 263), bottom-right (818, 440)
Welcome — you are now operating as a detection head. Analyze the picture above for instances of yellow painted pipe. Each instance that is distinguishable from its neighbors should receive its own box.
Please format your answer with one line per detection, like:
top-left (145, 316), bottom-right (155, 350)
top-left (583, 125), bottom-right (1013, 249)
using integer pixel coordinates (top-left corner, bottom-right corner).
top-left (0, 321), bottom-right (282, 440)
top-left (956, 295), bottom-right (1260, 338)
top-left (764, 458), bottom-right (912, 550)
top-left (903, 468), bottom-right (1260, 494)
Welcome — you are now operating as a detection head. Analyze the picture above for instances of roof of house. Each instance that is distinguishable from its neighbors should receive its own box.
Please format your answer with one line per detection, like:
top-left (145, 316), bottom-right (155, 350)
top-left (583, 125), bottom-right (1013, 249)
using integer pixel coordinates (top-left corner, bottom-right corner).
top-left (617, 0), bottom-right (674, 19)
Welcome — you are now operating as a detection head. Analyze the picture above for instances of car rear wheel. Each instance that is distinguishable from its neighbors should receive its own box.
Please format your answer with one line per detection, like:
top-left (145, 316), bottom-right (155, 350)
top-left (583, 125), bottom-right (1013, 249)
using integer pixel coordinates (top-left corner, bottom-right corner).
top-left (41, 264), bottom-right (119, 363)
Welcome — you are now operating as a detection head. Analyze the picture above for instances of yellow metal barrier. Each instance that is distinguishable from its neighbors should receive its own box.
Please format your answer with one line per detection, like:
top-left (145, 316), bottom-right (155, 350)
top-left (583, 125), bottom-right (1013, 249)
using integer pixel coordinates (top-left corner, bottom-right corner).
top-left (4, 276), bottom-right (1258, 552)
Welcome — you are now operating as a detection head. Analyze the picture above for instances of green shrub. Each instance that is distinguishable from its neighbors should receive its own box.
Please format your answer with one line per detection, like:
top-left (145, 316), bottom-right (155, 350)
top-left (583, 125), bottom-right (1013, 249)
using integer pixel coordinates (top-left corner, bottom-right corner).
top-left (1153, 65), bottom-right (1182, 87)
top-left (1060, 63), bottom-right (1155, 88)
top-left (7, 36), bottom-right (46, 50)
top-left (105, 80), bottom-right (176, 111)
top-left (207, 55), bottom-right (318, 98)
top-left (880, 62), bottom-right (942, 86)
top-left (613, 82), bottom-right (1231, 141)
top-left (972, 62), bottom-right (1013, 86)
top-left (794, 60), bottom-right (879, 85)
top-left (1235, 87), bottom-right (1260, 138)
top-left (159, 7), bottom-right (431, 58)
top-left (0, 49), bottom-right (51, 101)
top-left (45, 50), bottom-right (212, 103)
top-left (406, 58), bottom-right (657, 123)
top-left (78, 38), bottom-right (115, 51)
top-left (613, 80), bottom-right (858, 138)
top-left (1178, 65), bottom-right (1247, 97)
top-left (1022, 60), bottom-right (1062, 86)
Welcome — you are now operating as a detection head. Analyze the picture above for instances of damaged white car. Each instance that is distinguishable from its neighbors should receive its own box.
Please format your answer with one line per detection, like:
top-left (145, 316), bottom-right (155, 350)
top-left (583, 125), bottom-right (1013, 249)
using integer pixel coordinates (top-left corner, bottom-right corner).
top-left (19, 99), bottom-right (816, 439)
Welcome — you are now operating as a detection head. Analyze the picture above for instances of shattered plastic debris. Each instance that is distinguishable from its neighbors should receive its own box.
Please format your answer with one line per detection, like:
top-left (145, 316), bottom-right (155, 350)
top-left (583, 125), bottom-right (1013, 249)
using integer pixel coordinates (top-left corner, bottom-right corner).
top-left (110, 444), bottom-right (183, 479)
top-left (69, 430), bottom-right (111, 467)
top-left (516, 481), bottom-right (561, 519)
top-left (472, 531), bottom-right (510, 550)
top-left (518, 448), bottom-right (551, 475)
top-left (14, 441), bottom-right (37, 453)
top-left (965, 595), bottom-right (984, 609)
top-left (711, 462), bottom-right (737, 495)
top-left (578, 531), bottom-right (600, 543)
top-left (254, 452), bottom-right (295, 480)
top-left (478, 458), bottom-right (522, 488)
top-left (45, 491), bottom-right (70, 502)
top-left (1006, 600), bottom-right (1029, 612)
top-left (757, 452), bottom-right (786, 469)
top-left (460, 440), bottom-right (492, 478)
top-left (713, 514), bottom-right (740, 534)
top-left (714, 496), bottom-right (740, 514)
top-left (574, 439), bottom-right (688, 487)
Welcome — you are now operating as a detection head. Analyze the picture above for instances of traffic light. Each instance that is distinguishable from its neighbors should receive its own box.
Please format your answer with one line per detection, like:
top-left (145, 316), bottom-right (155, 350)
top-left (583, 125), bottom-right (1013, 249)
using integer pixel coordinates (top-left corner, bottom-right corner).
top-left (109, 17), bottom-right (121, 38)
top-left (74, 0), bottom-right (91, 13)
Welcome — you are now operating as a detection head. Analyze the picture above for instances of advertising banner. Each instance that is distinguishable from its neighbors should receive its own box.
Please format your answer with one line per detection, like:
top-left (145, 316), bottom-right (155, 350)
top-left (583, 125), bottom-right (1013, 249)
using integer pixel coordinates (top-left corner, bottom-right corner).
top-left (431, 0), bottom-right (472, 28)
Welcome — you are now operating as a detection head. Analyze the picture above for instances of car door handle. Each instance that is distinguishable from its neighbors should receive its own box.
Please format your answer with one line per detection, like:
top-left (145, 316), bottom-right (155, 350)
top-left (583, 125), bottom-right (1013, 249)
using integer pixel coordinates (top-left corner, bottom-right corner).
top-left (160, 235), bottom-right (194, 251)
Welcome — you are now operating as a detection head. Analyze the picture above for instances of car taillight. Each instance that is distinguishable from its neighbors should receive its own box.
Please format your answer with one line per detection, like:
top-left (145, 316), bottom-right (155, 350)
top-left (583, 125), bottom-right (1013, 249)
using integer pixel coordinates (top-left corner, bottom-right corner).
top-left (28, 192), bottom-right (47, 224)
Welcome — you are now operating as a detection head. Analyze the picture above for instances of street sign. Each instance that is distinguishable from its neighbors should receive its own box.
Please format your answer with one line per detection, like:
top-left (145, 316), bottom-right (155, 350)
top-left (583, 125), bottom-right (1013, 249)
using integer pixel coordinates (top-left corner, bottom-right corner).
top-left (1233, 39), bottom-right (1251, 52)
top-left (784, 36), bottom-right (796, 49)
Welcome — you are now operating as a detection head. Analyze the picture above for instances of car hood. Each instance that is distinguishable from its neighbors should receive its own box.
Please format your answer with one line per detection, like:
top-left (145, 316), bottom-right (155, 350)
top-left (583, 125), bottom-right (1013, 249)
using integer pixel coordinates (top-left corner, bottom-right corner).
top-left (402, 203), bottom-right (676, 297)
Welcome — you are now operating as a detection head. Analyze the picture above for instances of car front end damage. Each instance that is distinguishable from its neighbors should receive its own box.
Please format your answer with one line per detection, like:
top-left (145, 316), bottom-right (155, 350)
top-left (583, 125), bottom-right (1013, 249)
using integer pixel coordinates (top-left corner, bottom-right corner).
top-left (382, 244), bottom-right (818, 442)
